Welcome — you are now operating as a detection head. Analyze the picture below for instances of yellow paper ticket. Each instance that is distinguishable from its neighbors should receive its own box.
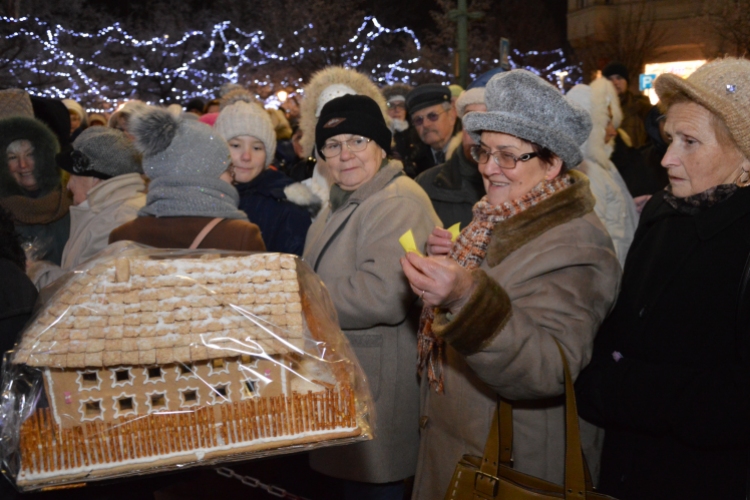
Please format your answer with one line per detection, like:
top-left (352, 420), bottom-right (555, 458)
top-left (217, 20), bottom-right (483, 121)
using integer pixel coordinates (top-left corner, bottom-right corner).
top-left (399, 229), bottom-right (423, 256)
top-left (447, 222), bottom-right (461, 242)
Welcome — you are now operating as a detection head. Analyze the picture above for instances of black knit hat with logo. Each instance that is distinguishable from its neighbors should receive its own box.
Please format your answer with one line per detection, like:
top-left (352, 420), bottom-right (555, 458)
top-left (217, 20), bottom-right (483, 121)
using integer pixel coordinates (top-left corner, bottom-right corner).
top-left (315, 94), bottom-right (392, 155)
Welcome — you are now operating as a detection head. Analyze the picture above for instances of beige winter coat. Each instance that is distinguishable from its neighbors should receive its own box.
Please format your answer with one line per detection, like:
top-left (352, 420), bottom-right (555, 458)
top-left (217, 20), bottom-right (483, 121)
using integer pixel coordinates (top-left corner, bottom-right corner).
top-left (303, 160), bottom-right (441, 483)
top-left (31, 174), bottom-right (146, 289)
top-left (62, 173), bottom-right (146, 269)
top-left (412, 171), bottom-right (621, 498)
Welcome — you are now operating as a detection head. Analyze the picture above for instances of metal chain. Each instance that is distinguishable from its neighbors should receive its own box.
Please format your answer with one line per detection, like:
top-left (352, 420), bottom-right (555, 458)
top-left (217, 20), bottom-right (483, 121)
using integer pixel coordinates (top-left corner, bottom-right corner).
top-left (215, 466), bottom-right (312, 500)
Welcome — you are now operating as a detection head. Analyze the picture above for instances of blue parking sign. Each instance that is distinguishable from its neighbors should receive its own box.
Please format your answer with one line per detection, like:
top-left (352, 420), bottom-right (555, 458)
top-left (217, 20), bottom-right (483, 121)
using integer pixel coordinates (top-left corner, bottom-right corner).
top-left (639, 74), bottom-right (656, 91)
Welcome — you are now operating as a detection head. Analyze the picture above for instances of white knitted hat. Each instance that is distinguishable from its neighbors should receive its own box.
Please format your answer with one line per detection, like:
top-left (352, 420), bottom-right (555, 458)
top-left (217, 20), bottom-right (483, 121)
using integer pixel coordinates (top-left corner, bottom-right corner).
top-left (62, 99), bottom-right (87, 126)
top-left (214, 101), bottom-right (276, 167)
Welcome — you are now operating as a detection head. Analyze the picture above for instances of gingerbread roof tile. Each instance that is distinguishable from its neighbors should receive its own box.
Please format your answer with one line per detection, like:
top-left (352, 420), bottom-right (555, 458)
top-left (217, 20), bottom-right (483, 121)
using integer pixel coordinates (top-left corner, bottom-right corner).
top-left (14, 252), bottom-right (304, 368)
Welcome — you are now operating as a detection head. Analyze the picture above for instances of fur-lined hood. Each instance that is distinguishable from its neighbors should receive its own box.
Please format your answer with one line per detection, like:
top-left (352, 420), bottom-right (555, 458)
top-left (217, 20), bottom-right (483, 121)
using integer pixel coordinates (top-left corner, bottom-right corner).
top-left (565, 78), bottom-right (623, 170)
top-left (0, 116), bottom-right (61, 198)
top-left (299, 66), bottom-right (390, 157)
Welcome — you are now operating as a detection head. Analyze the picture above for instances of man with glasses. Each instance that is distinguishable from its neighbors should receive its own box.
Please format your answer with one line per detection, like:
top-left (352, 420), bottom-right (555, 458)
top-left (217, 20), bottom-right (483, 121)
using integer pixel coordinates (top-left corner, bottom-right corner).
top-left (415, 75), bottom-right (496, 228)
top-left (405, 84), bottom-right (462, 177)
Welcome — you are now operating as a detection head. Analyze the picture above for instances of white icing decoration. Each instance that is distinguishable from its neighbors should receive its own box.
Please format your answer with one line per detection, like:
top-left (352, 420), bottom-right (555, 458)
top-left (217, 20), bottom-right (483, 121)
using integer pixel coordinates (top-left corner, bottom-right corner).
top-left (175, 362), bottom-right (198, 381)
top-left (209, 382), bottom-right (232, 405)
top-left (44, 369), bottom-right (62, 426)
top-left (78, 397), bottom-right (104, 422)
top-left (240, 377), bottom-right (261, 399)
top-left (110, 366), bottom-right (134, 388)
top-left (179, 386), bottom-right (201, 408)
top-left (76, 370), bottom-right (103, 392)
top-left (207, 358), bottom-right (230, 377)
top-left (145, 389), bottom-right (170, 414)
top-left (142, 366), bottom-right (166, 385)
top-left (111, 392), bottom-right (138, 419)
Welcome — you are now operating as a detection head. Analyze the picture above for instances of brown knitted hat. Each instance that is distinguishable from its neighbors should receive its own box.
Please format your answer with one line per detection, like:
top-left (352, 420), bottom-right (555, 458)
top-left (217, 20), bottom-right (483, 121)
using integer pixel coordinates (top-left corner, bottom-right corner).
top-left (0, 89), bottom-right (34, 120)
top-left (655, 57), bottom-right (750, 159)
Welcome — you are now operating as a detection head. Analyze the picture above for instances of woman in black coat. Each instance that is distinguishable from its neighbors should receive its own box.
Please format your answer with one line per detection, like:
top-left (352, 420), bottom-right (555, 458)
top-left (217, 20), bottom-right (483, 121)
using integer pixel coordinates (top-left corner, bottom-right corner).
top-left (576, 57), bottom-right (750, 500)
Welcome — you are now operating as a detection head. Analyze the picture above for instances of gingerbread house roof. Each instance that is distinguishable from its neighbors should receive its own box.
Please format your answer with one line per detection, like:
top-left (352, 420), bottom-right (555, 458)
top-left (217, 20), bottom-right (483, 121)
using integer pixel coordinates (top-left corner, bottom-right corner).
top-left (13, 251), bottom-right (304, 369)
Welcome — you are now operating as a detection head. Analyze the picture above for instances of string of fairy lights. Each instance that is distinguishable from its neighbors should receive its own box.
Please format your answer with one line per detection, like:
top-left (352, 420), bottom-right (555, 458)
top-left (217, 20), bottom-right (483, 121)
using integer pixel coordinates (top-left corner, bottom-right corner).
top-left (0, 15), bottom-right (580, 112)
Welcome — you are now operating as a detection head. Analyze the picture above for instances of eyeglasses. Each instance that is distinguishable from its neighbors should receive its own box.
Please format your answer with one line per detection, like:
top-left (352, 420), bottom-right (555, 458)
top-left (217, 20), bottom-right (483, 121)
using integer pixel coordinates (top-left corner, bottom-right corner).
top-left (320, 136), bottom-right (372, 158)
top-left (411, 109), bottom-right (448, 127)
top-left (470, 145), bottom-right (538, 169)
top-left (387, 101), bottom-right (405, 110)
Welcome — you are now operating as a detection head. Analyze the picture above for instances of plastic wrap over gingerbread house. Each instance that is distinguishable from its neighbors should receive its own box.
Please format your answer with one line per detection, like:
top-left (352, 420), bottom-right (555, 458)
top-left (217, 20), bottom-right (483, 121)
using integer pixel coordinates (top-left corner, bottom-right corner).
top-left (0, 243), bottom-right (372, 491)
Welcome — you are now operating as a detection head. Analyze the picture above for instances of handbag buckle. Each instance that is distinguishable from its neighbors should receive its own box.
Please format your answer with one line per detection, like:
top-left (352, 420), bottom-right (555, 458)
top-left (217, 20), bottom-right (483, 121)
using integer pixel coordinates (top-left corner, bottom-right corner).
top-left (474, 471), bottom-right (499, 497)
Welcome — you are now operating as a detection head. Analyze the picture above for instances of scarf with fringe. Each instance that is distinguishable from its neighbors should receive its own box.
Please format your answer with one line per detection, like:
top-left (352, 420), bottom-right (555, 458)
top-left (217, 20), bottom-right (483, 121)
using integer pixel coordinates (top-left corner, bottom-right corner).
top-left (417, 173), bottom-right (573, 392)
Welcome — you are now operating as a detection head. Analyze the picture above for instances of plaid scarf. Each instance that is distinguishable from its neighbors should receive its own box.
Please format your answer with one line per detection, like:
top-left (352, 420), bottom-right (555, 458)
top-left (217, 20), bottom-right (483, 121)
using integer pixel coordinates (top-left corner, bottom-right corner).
top-left (417, 173), bottom-right (573, 392)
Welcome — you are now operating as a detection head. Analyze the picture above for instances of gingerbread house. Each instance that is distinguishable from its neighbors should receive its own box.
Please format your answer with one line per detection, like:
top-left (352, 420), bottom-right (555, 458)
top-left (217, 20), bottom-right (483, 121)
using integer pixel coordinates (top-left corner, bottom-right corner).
top-left (7, 248), bottom-right (368, 490)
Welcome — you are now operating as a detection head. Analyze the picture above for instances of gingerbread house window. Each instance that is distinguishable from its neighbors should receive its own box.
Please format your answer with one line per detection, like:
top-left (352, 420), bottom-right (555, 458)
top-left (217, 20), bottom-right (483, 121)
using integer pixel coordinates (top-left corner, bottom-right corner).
top-left (144, 366), bottom-right (165, 384)
top-left (112, 393), bottom-right (137, 418)
top-left (241, 379), bottom-right (259, 399)
top-left (111, 368), bottom-right (133, 388)
top-left (146, 390), bottom-right (169, 413)
top-left (208, 358), bottom-right (229, 376)
top-left (180, 388), bottom-right (200, 407)
top-left (210, 383), bottom-right (230, 404)
top-left (175, 363), bottom-right (197, 381)
top-left (79, 398), bottom-right (104, 421)
top-left (77, 370), bottom-right (102, 392)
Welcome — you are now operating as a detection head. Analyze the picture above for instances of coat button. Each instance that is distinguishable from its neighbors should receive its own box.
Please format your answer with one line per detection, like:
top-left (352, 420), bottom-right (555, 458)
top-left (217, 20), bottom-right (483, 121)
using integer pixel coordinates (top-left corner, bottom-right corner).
top-left (419, 416), bottom-right (429, 429)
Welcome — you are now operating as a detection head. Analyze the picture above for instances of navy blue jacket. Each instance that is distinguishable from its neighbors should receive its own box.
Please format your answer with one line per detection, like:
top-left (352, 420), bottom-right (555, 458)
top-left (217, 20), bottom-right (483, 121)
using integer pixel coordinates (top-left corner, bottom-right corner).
top-left (236, 169), bottom-right (312, 256)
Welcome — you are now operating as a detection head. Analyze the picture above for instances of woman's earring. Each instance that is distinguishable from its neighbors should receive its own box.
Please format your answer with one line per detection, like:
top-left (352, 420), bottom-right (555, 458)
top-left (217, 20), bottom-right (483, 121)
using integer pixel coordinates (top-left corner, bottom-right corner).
top-left (736, 168), bottom-right (750, 188)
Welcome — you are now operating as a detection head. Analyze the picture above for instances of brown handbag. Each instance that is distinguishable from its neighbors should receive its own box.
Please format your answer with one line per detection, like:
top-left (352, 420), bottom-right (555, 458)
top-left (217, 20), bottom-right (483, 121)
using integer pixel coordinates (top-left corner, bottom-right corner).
top-left (443, 341), bottom-right (618, 500)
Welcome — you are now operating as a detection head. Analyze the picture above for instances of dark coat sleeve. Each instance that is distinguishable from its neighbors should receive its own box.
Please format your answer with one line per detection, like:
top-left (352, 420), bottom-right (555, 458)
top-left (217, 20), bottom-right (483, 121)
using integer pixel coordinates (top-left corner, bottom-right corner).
top-left (576, 354), bottom-right (750, 449)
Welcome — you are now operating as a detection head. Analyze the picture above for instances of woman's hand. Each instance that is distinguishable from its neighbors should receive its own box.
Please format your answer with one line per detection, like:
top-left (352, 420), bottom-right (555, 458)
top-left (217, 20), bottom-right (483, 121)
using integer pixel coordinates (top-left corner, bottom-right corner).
top-left (425, 226), bottom-right (454, 257)
top-left (400, 252), bottom-right (476, 313)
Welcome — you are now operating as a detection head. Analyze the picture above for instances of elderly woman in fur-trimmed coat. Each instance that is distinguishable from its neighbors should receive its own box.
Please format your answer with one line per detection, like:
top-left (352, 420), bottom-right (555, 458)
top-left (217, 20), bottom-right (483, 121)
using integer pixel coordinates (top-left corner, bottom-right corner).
top-left (400, 70), bottom-right (621, 499)
top-left (297, 66), bottom-right (391, 212)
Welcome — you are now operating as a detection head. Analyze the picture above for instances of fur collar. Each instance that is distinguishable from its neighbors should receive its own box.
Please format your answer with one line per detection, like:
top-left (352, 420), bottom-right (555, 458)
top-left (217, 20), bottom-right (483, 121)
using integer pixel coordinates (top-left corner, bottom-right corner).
top-left (486, 170), bottom-right (595, 267)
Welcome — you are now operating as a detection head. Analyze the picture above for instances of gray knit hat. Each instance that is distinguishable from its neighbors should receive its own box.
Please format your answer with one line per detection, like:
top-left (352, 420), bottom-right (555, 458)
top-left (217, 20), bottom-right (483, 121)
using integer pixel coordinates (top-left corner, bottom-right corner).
top-left (129, 106), bottom-right (230, 180)
top-left (655, 57), bottom-right (750, 161)
top-left (128, 105), bottom-right (247, 220)
top-left (463, 69), bottom-right (591, 168)
top-left (60, 127), bottom-right (142, 179)
top-left (215, 98), bottom-right (276, 168)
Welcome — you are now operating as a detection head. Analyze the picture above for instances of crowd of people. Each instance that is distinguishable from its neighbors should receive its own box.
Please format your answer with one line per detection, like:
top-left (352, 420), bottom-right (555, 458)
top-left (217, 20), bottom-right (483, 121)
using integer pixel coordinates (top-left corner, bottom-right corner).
top-left (1, 56), bottom-right (749, 500)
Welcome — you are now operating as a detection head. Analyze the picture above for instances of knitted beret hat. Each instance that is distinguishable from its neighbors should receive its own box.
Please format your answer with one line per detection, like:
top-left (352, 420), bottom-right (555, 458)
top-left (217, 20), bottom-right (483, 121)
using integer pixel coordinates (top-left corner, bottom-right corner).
top-left (463, 69), bottom-right (591, 168)
top-left (315, 94), bottom-right (392, 155)
top-left (0, 89), bottom-right (34, 120)
top-left (60, 126), bottom-right (142, 179)
top-left (129, 106), bottom-right (230, 180)
top-left (215, 99), bottom-right (276, 167)
top-left (406, 83), bottom-right (451, 114)
top-left (62, 99), bottom-right (87, 125)
top-left (655, 57), bottom-right (750, 160)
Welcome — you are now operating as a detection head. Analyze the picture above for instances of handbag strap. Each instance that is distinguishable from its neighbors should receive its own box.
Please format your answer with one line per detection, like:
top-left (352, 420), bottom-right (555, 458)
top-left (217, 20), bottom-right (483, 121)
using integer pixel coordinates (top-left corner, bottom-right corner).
top-left (479, 339), bottom-right (589, 499)
top-left (189, 217), bottom-right (224, 249)
top-left (479, 399), bottom-right (513, 478)
top-left (557, 340), bottom-right (587, 499)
